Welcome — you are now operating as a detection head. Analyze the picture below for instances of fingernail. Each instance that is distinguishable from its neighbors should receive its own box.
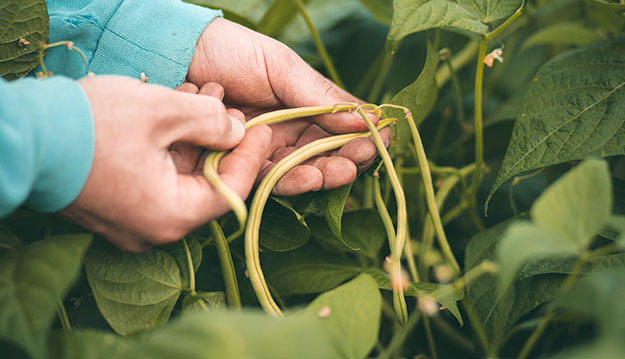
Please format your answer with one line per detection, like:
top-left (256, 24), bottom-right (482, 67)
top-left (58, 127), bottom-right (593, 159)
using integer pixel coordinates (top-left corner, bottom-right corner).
top-left (229, 115), bottom-right (245, 143)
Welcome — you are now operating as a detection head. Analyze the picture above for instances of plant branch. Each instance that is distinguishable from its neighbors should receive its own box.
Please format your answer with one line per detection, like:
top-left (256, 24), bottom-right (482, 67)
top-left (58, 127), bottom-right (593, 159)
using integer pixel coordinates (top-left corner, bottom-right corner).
top-left (208, 220), bottom-right (242, 309)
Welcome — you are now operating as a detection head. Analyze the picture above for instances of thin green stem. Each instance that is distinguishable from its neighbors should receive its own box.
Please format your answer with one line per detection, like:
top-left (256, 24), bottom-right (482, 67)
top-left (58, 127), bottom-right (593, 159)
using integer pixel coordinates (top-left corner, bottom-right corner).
top-left (381, 308), bottom-right (423, 359)
top-left (295, 0), bottom-right (345, 89)
top-left (363, 176), bottom-right (375, 208)
top-left (431, 315), bottom-right (474, 354)
top-left (435, 40), bottom-right (479, 87)
top-left (208, 220), bottom-right (242, 309)
top-left (462, 297), bottom-right (490, 353)
top-left (445, 56), bottom-right (466, 128)
top-left (485, 3), bottom-right (526, 40)
top-left (182, 238), bottom-right (196, 293)
top-left (424, 316), bottom-right (438, 359)
top-left (368, 52), bottom-right (395, 103)
top-left (57, 299), bottom-right (71, 331)
top-left (467, 36), bottom-right (488, 202)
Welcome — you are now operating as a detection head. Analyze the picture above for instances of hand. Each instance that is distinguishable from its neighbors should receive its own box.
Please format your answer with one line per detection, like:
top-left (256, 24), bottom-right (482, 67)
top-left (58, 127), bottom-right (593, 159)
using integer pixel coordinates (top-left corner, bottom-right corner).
top-left (61, 76), bottom-right (271, 252)
top-left (187, 18), bottom-right (392, 195)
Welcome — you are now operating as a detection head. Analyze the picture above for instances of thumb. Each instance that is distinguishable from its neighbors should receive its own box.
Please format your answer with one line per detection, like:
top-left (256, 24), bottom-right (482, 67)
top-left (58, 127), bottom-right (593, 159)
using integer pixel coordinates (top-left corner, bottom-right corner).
top-left (156, 91), bottom-right (245, 150)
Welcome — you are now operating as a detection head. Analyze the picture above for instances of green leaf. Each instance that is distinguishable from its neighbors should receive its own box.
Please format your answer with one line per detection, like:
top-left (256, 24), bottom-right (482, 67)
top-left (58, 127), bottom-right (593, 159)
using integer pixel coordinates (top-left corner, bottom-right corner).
top-left (84, 240), bottom-right (186, 335)
top-left (304, 274), bottom-right (382, 359)
top-left (0, 223), bottom-right (22, 251)
top-left (497, 223), bottom-right (578, 293)
top-left (585, 0), bottom-right (625, 10)
top-left (260, 199), bottom-right (310, 252)
top-left (386, 0), bottom-right (487, 52)
top-left (167, 238), bottom-right (201, 289)
top-left (488, 39), bottom-right (625, 206)
top-left (520, 22), bottom-right (602, 52)
top-left (50, 310), bottom-right (338, 359)
top-left (390, 40), bottom-right (440, 154)
top-left (357, 0), bottom-right (393, 25)
top-left (0, 0), bottom-right (49, 80)
top-left (263, 244), bottom-right (363, 296)
top-left (364, 269), bottom-right (464, 325)
top-left (291, 184), bottom-right (352, 242)
top-left (181, 292), bottom-right (226, 314)
top-left (457, 0), bottom-right (523, 23)
top-left (0, 234), bottom-right (92, 359)
top-left (309, 209), bottom-right (386, 257)
top-left (257, 0), bottom-right (307, 37)
top-left (531, 159), bottom-right (612, 248)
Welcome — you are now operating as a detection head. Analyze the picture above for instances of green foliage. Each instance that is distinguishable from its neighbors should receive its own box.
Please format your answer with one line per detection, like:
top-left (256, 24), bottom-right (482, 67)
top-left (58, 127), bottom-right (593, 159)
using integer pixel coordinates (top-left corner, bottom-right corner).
top-left (6, 1), bottom-right (625, 358)
top-left (390, 40), bottom-right (440, 154)
top-left (84, 239), bottom-right (200, 335)
top-left (0, 0), bottom-right (48, 80)
top-left (0, 234), bottom-right (92, 359)
top-left (489, 39), bottom-right (625, 205)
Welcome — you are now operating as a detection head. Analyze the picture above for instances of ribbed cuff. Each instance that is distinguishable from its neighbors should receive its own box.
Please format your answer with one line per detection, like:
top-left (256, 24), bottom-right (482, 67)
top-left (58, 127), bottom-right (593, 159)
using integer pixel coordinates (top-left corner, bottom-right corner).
top-left (89, 1), bottom-right (222, 88)
top-left (24, 77), bottom-right (95, 212)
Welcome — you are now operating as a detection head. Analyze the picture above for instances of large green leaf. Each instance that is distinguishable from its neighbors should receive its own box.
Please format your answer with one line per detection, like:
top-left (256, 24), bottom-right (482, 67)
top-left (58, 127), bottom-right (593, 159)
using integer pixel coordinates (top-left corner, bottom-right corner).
top-left (0, 234), bottom-right (92, 359)
top-left (357, 0), bottom-right (393, 24)
top-left (520, 22), bottom-right (602, 52)
top-left (0, 0), bottom-right (49, 80)
top-left (365, 269), bottom-right (464, 325)
top-left (260, 199), bottom-right (310, 252)
top-left (309, 209), bottom-right (386, 258)
top-left (181, 291), bottom-right (226, 314)
top-left (488, 39), bottom-right (625, 206)
top-left (51, 310), bottom-right (337, 359)
top-left (304, 274), bottom-right (381, 359)
top-left (585, 0), bottom-right (625, 10)
top-left (390, 40), bottom-right (440, 154)
top-left (457, 0), bottom-right (523, 23)
top-left (531, 159), bottom-right (612, 248)
top-left (291, 184), bottom-right (352, 242)
top-left (386, 1), bottom-right (487, 52)
top-left (263, 245), bottom-right (363, 296)
top-left (84, 240), bottom-right (192, 335)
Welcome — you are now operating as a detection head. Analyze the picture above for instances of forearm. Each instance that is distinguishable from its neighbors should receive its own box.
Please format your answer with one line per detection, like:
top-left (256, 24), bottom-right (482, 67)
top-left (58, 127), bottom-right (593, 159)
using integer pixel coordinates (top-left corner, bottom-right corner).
top-left (45, 0), bottom-right (222, 87)
top-left (0, 77), bottom-right (93, 216)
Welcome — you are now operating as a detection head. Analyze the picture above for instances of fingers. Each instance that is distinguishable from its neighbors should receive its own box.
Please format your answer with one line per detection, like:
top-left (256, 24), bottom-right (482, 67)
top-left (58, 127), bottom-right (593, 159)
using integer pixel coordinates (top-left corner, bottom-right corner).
top-left (157, 91), bottom-right (245, 150)
top-left (175, 82), bottom-right (199, 94)
top-left (338, 127), bottom-right (393, 171)
top-left (174, 125), bottom-right (272, 227)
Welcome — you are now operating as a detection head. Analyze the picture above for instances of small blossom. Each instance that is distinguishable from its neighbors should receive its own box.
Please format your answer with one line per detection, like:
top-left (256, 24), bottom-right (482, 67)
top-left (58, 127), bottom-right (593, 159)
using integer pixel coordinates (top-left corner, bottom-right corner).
top-left (318, 305), bottom-right (331, 318)
top-left (483, 48), bottom-right (504, 67)
top-left (244, 269), bottom-right (249, 278)
top-left (140, 72), bottom-right (148, 83)
top-left (65, 41), bottom-right (74, 50)
top-left (18, 37), bottom-right (30, 46)
top-left (439, 48), bottom-right (451, 61)
top-left (390, 269), bottom-right (410, 292)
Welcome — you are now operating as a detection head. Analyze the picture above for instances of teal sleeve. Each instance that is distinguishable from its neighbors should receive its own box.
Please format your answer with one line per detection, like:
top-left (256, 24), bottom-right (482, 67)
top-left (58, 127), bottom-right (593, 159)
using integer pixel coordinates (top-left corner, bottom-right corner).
top-left (0, 77), bottom-right (94, 216)
top-left (45, 0), bottom-right (222, 87)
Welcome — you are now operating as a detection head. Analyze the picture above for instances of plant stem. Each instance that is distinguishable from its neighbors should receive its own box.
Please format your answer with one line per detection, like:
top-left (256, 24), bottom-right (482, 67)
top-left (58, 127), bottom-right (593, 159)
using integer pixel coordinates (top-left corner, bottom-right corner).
top-left (381, 309), bottom-right (422, 359)
top-left (467, 36), bottom-right (488, 203)
top-left (368, 52), bottom-right (395, 103)
top-left (485, 3), bottom-right (526, 40)
top-left (57, 299), bottom-right (71, 331)
top-left (363, 176), bottom-right (375, 208)
top-left (462, 297), bottom-right (490, 353)
top-left (435, 40), bottom-right (479, 87)
top-left (431, 315), bottom-right (474, 353)
top-left (424, 316), bottom-right (438, 359)
top-left (445, 56), bottom-right (466, 128)
top-left (182, 238), bottom-right (196, 293)
top-left (208, 220), bottom-right (242, 309)
top-left (295, 0), bottom-right (345, 89)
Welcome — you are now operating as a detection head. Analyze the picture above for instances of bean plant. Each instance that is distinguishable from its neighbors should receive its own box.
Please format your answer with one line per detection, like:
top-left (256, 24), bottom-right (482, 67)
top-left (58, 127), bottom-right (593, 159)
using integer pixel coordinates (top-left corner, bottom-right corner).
top-left (2, 0), bottom-right (625, 358)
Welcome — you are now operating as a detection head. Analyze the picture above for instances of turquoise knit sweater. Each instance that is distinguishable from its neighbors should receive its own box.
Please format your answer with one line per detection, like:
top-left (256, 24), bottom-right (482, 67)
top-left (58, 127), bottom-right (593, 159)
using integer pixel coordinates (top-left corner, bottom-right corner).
top-left (0, 0), bottom-right (221, 216)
